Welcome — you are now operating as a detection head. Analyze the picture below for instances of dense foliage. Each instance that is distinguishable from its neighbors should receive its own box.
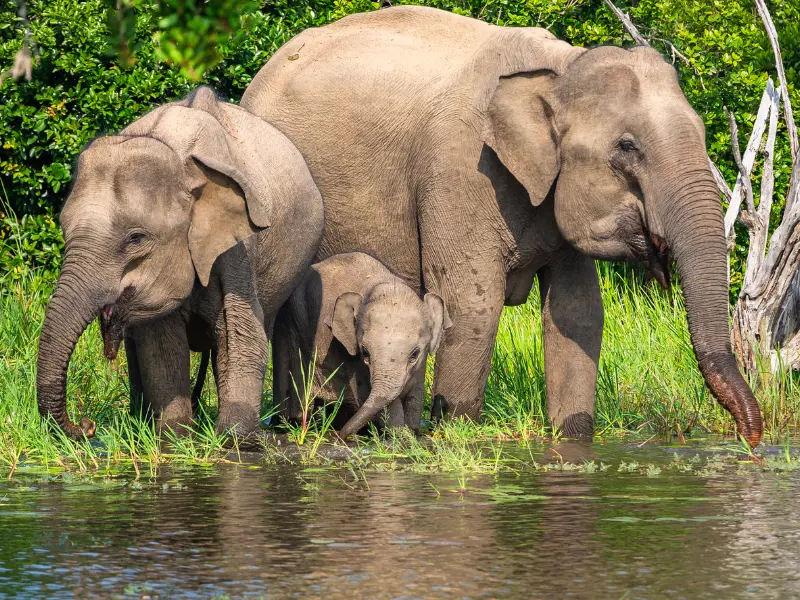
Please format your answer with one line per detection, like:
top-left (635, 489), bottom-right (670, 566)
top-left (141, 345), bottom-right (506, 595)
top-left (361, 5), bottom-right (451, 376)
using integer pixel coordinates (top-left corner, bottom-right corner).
top-left (0, 0), bottom-right (798, 293)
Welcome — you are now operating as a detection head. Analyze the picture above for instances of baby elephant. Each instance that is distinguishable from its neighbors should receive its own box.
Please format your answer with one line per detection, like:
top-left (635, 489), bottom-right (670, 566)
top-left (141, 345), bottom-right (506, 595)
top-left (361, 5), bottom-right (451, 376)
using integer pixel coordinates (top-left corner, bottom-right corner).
top-left (273, 253), bottom-right (451, 438)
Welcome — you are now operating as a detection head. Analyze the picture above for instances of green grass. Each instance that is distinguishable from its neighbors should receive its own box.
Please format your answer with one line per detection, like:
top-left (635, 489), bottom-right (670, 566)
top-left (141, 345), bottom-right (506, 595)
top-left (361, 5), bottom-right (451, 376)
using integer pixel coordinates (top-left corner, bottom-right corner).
top-left (2, 259), bottom-right (799, 477)
top-left (486, 264), bottom-right (800, 442)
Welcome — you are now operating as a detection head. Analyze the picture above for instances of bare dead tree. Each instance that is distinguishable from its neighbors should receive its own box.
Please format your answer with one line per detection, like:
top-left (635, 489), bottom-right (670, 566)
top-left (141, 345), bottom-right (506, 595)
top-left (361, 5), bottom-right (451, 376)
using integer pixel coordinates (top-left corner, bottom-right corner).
top-left (605, 0), bottom-right (800, 374)
top-left (755, 0), bottom-right (798, 166)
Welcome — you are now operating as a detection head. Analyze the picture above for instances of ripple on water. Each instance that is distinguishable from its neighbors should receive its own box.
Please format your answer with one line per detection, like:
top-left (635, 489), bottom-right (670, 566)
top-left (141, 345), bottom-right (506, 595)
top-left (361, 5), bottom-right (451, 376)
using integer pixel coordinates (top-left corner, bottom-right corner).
top-left (0, 441), bottom-right (799, 599)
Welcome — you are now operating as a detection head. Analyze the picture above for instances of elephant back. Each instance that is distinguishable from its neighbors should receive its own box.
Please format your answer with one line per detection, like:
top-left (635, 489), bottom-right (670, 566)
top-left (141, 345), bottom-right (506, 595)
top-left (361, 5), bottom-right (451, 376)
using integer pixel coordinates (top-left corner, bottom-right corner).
top-left (243, 6), bottom-right (582, 128)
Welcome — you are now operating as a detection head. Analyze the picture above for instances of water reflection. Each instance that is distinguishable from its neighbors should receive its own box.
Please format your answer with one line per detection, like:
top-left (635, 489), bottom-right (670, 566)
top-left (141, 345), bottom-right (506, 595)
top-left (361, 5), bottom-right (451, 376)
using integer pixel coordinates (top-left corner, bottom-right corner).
top-left (1, 442), bottom-right (799, 598)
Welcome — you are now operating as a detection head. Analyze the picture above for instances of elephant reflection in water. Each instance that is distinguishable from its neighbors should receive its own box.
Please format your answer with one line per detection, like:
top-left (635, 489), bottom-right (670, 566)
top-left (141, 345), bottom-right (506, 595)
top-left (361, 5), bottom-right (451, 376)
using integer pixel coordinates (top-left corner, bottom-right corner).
top-left (492, 441), bottom-right (746, 597)
top-left (206, 450), bottom-right (773, 598)
top-left (19, 446), bottom-right (758, 598)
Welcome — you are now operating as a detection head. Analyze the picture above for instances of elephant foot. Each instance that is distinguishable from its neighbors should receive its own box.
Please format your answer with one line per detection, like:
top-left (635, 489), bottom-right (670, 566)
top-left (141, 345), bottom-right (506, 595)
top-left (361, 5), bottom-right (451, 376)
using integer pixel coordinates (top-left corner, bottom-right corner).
top-left (223, 429), bottom-right (267, 451)
top-left (156, 399), bottom-right (194, 436)
top-left (558, 411), bottom-right (594, 439)
top-left (217, 402), bottom-right (263, 446)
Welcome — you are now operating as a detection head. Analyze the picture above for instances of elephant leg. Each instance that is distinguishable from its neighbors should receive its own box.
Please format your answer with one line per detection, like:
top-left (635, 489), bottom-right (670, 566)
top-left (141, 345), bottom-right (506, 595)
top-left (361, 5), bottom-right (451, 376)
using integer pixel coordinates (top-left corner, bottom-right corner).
top-left (427, 258), bottom-right (505, 422)
top-left (402, 373), bottom-right (425, 434)
top-left (129, 313), bottom-right (193, 434)
top-left (385, 398), bottom-right (405, 430)
top-left (271, 322), bottom-right (304, 427)
top-left (124, 337), bottom-right (147, 419)
top-left (214, 291), bottom-right (269, 438)
top-left (538, 247), bottom-right (603, 437)
top-left (270, 322), bottom-right (291, 427)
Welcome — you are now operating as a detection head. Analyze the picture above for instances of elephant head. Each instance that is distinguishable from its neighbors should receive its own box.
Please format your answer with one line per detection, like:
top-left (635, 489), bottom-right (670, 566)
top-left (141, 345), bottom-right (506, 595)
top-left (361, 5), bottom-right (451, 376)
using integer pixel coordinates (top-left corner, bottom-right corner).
top-left (483, 45), bottom-right (762, 446)
top-left (37, 86), bottom-right (308, 439)
top-left (329, 284), bottom-right (451, 438)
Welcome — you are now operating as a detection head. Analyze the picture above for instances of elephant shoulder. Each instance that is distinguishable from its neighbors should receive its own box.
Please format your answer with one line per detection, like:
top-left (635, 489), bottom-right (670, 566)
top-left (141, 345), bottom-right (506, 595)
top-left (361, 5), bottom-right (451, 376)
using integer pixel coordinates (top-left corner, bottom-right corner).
top-left (457, 26), bottom-right (584, 118)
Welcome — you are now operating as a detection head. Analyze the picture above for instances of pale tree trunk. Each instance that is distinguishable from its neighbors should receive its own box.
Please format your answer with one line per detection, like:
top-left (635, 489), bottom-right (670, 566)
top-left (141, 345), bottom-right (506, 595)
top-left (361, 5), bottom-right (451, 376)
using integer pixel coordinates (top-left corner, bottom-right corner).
top-left (606, 0), bottom-right (800, 376)
top-left (726, 0), bottom-right (800, 374)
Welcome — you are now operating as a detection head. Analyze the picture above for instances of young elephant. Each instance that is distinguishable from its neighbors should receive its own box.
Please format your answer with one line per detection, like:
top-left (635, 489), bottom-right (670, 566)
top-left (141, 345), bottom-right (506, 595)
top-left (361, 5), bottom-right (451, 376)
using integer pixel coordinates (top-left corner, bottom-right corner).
top-left (36, 86), bottom-right (324, 440)
top-left (273, 253), bottom-right (451, 438)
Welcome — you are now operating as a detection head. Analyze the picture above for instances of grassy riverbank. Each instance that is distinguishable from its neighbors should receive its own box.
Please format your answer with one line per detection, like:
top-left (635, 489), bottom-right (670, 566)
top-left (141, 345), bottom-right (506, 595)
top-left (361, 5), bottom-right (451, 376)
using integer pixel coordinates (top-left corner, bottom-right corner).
top-left (1, 262), bottom-right (799, 475)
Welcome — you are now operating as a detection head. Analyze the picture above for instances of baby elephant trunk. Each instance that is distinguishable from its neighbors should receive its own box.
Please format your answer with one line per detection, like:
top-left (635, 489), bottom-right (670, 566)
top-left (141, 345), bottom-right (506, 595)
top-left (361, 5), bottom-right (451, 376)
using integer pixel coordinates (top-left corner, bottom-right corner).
top-left (338, 376), bottom-right (404, 439)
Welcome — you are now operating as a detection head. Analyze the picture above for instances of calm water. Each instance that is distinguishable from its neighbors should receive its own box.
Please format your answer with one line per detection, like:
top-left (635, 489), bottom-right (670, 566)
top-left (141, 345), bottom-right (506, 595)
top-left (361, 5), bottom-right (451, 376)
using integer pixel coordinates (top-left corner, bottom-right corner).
top-left (2, 440), bottom-right (800, 599)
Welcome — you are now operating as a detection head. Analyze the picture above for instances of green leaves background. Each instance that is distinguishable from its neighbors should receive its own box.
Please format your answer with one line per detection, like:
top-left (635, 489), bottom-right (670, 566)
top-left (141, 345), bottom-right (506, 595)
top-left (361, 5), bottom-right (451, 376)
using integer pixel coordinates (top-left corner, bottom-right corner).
top-left (0, 0), bottom-right (797, 294)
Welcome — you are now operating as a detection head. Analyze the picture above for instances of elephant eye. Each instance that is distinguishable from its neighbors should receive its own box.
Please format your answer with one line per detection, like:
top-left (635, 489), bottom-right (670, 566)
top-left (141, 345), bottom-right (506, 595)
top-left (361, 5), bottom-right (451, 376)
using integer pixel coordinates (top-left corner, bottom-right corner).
top-left (124, 231), bottom-right (148, 248)
top-left (616, 138), bottom-right (639, 154)
top-left (361, 346), bottom-right (370, 362)
top-left (408, 347), bottom-right (420, 363)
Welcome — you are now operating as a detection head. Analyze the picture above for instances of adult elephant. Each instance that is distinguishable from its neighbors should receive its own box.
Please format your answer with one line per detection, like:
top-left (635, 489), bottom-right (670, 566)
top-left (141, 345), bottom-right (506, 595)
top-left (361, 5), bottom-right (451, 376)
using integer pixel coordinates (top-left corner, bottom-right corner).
top-left (242, 6), bottom-right (762, 445)
top-left (36, 87), bottom-right (324, 439)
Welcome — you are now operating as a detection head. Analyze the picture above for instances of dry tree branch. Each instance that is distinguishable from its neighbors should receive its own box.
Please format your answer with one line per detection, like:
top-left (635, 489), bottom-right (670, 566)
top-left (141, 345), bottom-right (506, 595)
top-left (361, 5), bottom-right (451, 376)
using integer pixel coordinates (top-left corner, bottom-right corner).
top-left (646, 36), bottom-right (690, 65)
top-left (726, 109), bottom-right (756, 222)
top-left (755, 0), bottom-right (798, 165)
top-left (753, 86), bottom-right (780, 258)
top-left (710, 160), bottom-right (733, 203)
top-left (789, 158), bottom-right (800, 213)
top-left (723, 81), bottom-right (774, 238)
top-left (742, 85), bottom-right (780, 290)
top-left (602, 0), bottom-right (649, 46)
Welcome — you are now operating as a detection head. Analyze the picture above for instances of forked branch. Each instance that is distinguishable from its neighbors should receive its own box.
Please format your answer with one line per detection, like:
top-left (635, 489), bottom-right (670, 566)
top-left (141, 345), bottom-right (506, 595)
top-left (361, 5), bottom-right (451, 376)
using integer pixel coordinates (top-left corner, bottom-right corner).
top-left (755, 0), bottom-right (798, 164)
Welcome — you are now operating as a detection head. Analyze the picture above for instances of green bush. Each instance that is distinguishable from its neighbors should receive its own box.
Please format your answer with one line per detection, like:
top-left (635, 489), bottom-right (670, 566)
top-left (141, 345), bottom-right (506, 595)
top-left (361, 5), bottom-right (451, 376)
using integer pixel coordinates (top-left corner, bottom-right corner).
top-left (0, 210), bottom-right (63, 282)
top-left (0, 0), bottom-right (797, 295)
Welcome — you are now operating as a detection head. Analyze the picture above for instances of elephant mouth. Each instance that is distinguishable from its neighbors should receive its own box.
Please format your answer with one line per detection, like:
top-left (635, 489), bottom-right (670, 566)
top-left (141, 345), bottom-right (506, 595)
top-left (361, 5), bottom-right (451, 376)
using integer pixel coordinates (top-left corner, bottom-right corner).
top-left (644, 231), bottom-right (671, 289)
top-left (98, 287), bottom-right (135, 360)
top-left (623, 227), bottom-right (671, 289)
top-left (99, 305), bottom-right (125, 360)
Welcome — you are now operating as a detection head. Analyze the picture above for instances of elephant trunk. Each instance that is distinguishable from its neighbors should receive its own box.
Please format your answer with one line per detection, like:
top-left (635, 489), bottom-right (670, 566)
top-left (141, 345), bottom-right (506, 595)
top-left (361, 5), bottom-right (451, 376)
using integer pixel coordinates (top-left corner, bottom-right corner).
top-left (658, 157), bottom-right (762, 447)
top-left (36, 260), bottom-right (110, 439)
top-left (338, 374), bottom-right (404, 439)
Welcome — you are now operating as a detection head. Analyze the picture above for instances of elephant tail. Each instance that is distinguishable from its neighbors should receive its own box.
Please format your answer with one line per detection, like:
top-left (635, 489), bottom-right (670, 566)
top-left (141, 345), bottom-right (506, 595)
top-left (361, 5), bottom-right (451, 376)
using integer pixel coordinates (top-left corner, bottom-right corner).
top-left (191, 350), bottom-right (211, 414)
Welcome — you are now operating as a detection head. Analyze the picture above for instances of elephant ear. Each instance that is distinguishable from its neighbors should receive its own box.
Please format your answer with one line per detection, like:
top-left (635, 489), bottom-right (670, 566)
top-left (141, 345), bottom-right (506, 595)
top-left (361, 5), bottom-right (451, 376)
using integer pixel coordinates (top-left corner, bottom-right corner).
top-left (327, 292), bottom-right (363, 356)
top-left (133, 86), bottom-right (320, 286)
top-left (424, 293), bottom-right (453, 354)
top-left (483, 73), bottom-right (561, 207)
top-left (469, 28), bottom-right (583, 207)
top-left (186, 150), bottom-right (272, 286)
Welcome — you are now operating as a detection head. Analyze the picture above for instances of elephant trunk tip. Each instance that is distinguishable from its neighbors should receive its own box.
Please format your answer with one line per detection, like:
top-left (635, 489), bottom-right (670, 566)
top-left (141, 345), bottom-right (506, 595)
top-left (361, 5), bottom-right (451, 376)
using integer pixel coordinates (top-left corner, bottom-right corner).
top-left (62, 417), bottom-right (97, 440)
top-left (337, 421), bottom-right (360, 440)
top-left (698, 353), bottom-right (762, 449)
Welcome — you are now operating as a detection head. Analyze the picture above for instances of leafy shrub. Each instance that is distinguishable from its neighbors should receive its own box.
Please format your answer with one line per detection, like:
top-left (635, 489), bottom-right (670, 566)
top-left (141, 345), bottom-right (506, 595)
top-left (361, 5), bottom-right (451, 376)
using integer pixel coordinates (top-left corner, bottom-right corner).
top-left (0, 208), bottom-right (63, 283)
top-left (0, 0), bottom-right (195, 217)
top-left (0, 0), bottom-right (797, 297)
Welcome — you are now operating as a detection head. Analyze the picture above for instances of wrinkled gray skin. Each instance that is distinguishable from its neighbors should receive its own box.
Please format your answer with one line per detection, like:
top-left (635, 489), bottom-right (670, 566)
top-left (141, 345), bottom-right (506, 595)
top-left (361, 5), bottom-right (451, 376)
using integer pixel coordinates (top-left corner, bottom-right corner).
top-left (242, 6), bottom-right (762, 446)
top-left (273, 253), bottom-right (451, 439)
top-left (36, 87), bottom-right (324, 440)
